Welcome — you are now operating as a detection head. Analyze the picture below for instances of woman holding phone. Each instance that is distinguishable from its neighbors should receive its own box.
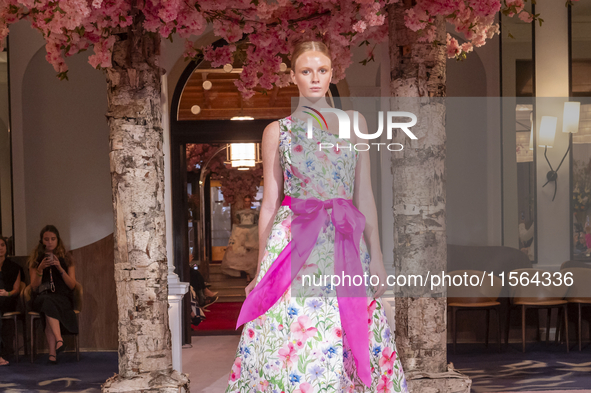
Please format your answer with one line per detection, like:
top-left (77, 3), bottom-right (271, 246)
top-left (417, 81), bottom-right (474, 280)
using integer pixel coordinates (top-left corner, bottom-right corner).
top-left (28, 225), bottom-right (77, 364)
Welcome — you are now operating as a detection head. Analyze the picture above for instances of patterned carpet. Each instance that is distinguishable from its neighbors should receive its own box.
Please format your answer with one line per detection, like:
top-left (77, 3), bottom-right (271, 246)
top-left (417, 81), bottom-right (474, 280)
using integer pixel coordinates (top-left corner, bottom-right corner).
top-left (0, 351), bottom-right (117, 392)
top-left (448, 343), bottom-right (591, 392)
top-left (3, 342), bottom-right (591, 392)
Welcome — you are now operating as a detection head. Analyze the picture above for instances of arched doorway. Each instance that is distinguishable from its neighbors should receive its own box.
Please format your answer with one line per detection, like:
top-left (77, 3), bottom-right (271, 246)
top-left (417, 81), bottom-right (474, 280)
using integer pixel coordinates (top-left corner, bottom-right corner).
top-left (169, 39), bottom-right (341, 341)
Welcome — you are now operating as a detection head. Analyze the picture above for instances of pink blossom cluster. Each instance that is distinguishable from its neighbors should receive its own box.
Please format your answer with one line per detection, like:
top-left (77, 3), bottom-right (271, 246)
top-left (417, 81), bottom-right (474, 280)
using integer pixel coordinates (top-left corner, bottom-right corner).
top-left (403, 0), bottom-right (568, 60)
top-left (404, 0), bottom-right (503, 59)
top-left (194, 0), bottom-right (395, 98)
top-left (0, 0), bottom-right (575, 93)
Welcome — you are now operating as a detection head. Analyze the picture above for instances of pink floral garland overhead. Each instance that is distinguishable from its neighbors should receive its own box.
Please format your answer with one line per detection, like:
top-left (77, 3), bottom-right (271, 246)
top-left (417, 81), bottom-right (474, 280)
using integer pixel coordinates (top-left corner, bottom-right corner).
top-left (0, 0), bottom-right (575, 98)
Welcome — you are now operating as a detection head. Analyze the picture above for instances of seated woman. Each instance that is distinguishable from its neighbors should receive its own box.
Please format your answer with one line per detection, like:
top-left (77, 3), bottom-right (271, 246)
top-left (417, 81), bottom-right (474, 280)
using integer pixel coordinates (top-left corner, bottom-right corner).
top-left (0, 235), bottom-right (22, 366)
top-left (28, 225), bottom-right (77, 364)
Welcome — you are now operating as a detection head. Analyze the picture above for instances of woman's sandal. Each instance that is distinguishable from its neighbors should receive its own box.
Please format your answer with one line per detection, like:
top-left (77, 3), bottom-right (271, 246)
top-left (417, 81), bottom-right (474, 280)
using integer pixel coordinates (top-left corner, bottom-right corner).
top-left (48, 355), bottom-right (57, 365)
top-left (56, 340), bottom-right (66, 355)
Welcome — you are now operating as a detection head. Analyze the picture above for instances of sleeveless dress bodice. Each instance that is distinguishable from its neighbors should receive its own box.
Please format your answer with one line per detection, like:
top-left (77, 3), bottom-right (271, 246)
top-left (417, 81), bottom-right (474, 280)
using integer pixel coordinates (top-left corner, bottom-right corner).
top-left (278, 116), bottom-right (358, 200)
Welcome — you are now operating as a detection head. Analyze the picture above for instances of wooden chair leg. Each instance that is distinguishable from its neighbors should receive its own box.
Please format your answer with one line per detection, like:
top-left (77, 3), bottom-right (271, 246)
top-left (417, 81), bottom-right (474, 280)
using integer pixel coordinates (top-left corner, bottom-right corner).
top-left (22, 316), bottom-right (28, 357)
top-left (76, 313), bottom-right (80, 361)
top-left (536, 308), bottom-right (541, 342)
top-left (578, 303), bottom-right (582, 352)
top-left (522, 305), bottom-right (527, 353)
top-left (556, 307), bottom-right (562, 345)
top-left (10, 316), bottom-right (18, 363)
top-left (564, 304), bottom-right (569, 353)
top-left (452, 307), bottom-right (457, 355)
top-left (496, 306), bottom-right (501, 352)
top-left (485, 309), bottom-right (490, 348)
top-left (546, 308), bottom-right (551, 344)
top-left (30, 316), bottom-right (35, 363)
top-left (506, 306), bottom-right (511, 347)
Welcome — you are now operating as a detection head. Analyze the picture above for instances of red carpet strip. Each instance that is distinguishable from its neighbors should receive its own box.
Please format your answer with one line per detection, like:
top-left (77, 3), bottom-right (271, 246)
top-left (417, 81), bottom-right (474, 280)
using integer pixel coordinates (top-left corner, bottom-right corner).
top-left (192, 301), bottom-right (244, 336)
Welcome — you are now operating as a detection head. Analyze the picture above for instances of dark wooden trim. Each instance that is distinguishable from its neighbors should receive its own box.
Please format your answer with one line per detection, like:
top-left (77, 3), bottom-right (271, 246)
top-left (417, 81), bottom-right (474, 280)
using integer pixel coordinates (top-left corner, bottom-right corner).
top-left (3, 39), bottom-right (15, 251)
top-left (173, 119), bottom-right (268, 144)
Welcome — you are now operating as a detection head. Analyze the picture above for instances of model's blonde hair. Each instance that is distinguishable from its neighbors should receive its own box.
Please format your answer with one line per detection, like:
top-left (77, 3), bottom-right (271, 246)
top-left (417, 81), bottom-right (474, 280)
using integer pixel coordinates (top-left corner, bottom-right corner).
top-left (291, 41), bottom-right (332, 71)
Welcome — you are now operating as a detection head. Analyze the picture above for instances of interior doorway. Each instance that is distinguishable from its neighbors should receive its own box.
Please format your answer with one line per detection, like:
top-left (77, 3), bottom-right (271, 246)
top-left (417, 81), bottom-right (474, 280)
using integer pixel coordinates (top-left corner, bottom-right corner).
top-left (169, 39), bottom-right (341, 341)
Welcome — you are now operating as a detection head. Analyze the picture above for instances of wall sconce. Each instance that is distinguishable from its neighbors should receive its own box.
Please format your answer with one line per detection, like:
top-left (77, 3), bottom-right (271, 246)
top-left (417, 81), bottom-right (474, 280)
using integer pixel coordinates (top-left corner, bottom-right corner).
top-left (540, 102), bottom-right (581, 201)
top-left (226, 143), bottom-right (261, 170)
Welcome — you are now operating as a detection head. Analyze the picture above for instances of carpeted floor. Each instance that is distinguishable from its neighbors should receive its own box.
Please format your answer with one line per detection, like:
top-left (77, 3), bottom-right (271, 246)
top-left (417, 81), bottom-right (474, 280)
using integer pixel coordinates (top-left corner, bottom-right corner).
top-left (449, 342), bottom-right (591, 392)
top-left (0, 351), bottom-right (118, 392)
top-left (192, 302), bottom-right (244, 336)
top-left (3, 340), bottom-right (591, 392)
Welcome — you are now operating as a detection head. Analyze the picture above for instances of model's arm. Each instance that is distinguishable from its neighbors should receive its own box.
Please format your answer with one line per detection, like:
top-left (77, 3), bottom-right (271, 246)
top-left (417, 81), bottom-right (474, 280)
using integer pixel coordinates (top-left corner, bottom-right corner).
top-left (352, 112), bottom-right (387, 299)
top-left (251, 121), bottom-right (284, 287)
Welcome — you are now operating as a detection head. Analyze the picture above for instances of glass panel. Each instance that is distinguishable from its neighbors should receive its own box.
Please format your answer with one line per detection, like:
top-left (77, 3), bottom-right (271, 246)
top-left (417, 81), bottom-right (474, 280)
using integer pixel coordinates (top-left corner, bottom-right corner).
top-left (571, 4), bottom-right (591, 259)
top-left (211, 184), bottom-right (231, 248)
top-left (501, 2), bottom-right (536, 261)
top-left (516, 105), bottom-right (535, 261)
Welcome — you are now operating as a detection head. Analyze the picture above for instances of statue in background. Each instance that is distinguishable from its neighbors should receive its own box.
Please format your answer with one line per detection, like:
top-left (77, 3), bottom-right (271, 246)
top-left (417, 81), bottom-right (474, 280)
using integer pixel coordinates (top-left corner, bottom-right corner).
top-left (221, 195), bottom-right (259, 281)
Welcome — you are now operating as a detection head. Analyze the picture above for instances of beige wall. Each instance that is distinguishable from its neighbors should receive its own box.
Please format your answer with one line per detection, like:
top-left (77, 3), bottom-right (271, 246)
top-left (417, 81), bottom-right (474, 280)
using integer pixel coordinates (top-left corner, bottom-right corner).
top-left (0, 61), bottom-right (11, 237)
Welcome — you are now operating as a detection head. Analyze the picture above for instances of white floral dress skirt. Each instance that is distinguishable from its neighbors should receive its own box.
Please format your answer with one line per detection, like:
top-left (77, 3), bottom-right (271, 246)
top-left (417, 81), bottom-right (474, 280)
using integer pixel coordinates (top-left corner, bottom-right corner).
top-left (225, 116), bottom-right (408, 393)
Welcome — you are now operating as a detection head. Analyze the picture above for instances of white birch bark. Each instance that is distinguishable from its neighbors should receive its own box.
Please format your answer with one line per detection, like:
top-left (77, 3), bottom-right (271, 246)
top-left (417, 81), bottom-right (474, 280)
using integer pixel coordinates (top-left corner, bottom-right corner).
top-left (101, 17), bottom-right (189, 393)
top-left (388, 0), bottom-right (448, 377)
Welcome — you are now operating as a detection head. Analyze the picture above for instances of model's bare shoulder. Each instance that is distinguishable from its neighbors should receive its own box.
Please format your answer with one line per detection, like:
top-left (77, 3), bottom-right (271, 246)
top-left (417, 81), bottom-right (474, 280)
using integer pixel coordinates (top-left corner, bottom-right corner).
top-left (262, 120), bottom-right (281, 144)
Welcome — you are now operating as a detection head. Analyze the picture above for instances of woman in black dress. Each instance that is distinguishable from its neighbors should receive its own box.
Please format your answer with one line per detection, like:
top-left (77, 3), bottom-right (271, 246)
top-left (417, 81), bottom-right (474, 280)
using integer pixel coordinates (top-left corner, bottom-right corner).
top-left (0, 235), bottom-right (22, 366)
top-left (28, 225), bottom-right (77, 364)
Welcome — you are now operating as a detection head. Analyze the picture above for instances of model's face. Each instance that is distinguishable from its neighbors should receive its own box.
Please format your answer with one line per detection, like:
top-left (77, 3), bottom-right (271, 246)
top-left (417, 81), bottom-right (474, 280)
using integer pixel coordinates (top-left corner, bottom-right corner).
top-left (0, 240), bottom-right (6, 258)
top-left (42, 231), bottom-right (58, 252)
top-left (291, 51), bottom-right (332, 97)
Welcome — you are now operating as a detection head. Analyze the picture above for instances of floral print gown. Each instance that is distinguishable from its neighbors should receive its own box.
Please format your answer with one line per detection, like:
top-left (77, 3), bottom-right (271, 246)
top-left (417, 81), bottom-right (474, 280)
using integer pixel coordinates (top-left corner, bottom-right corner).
top-left (225, 116), bottom-right (408, 393)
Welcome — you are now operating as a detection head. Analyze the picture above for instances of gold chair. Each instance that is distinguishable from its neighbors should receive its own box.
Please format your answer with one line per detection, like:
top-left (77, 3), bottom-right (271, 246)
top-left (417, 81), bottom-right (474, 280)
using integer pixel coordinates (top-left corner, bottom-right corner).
top-left (1, 282), bottom-right (27, 362)
top-left (25, 283), bottom-right (83, 362)
top-left (447, 270), bottom-right (502, 354)
top-left (506, 268), bottom-right (569, 352)
top-left (560, 267), bottom-right (591, 351)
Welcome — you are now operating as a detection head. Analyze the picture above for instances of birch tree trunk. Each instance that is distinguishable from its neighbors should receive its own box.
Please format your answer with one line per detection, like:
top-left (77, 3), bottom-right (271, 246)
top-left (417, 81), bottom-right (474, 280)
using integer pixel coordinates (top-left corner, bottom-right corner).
top-left (101, 17), bottom-right (189, 393)
top-left (388, 1), bottom-right (470, 391)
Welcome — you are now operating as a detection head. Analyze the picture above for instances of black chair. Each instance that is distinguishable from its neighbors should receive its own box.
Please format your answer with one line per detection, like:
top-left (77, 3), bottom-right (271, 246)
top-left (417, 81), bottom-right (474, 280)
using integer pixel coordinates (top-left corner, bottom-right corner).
top-left (1, 282), bottom-right (27, 362)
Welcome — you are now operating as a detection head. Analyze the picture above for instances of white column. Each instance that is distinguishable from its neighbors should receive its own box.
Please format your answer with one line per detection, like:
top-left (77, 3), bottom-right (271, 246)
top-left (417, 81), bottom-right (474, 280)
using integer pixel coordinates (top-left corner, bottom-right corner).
top-left (535, 2), bottom-right (570, 267)
top-left (161, 74), bottom-right (190, 372)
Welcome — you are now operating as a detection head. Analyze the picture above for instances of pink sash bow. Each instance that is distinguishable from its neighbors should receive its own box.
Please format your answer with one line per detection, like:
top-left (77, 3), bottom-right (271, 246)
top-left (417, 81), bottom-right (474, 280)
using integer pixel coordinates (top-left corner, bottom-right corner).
top-left (235, 195), bottom-right (372, 387)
